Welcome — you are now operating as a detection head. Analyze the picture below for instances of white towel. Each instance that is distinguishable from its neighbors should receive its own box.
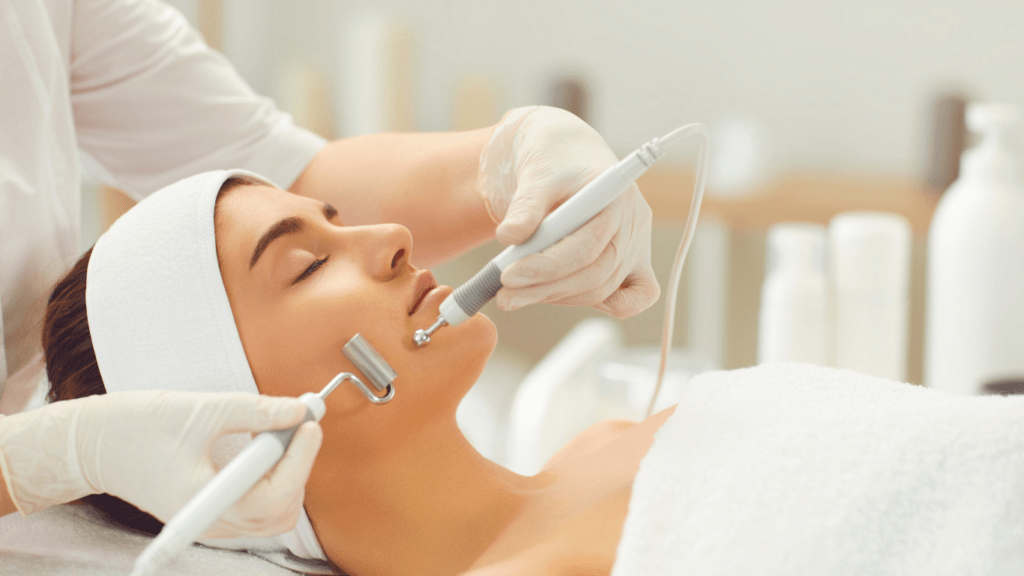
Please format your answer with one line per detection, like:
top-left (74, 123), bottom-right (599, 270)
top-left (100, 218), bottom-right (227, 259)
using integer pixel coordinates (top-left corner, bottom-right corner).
top-left (613, 363), bottom-right (1024, 575)
top-left (85, 170), bottom-right (329, 571)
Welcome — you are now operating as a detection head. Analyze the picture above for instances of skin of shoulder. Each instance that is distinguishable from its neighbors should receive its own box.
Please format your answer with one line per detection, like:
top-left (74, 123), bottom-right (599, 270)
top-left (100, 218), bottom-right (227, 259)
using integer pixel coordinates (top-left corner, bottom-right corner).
top-left (457, 487), bottom-right (633, 576)
top-left (460, 407), bottom-right (676, 575)
top-left (542, 419), bottom-right (638, 470)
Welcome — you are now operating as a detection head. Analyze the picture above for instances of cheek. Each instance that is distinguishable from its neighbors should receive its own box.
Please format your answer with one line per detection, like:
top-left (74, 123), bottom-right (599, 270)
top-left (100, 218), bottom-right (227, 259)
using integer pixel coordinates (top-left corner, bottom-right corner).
top-left (247, 282), bottom-right (385, 397)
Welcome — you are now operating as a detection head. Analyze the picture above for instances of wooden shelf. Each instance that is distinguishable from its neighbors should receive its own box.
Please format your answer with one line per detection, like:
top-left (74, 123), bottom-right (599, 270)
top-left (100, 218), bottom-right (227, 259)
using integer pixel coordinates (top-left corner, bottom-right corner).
top-left (638, 168), bottom-right (940, 237)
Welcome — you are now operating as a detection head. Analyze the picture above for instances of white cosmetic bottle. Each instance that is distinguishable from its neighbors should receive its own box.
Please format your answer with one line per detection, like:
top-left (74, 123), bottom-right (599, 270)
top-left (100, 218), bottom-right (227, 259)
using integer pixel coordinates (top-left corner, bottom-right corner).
top-left (926, 103), bottom-right (1024, 394)
top-left (829, 212), bottom-right (911, 381)
top-left (758, 224), bottom-right (828, 366)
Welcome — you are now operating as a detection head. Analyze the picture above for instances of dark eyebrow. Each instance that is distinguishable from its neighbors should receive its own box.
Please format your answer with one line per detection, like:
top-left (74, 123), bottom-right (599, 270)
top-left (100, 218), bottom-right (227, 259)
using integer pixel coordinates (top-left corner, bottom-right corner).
top-left (249, 204), bottom-right (339, 270)
top-left (250, 217), bottom-right (303, 270)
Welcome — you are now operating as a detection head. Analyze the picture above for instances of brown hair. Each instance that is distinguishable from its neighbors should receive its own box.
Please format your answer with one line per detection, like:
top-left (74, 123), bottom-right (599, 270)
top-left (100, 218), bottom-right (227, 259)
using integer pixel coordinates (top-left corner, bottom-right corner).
top-left (42, 246), bottom-right (163, 534)
top-left (41, 176), bottom-right (261, 535)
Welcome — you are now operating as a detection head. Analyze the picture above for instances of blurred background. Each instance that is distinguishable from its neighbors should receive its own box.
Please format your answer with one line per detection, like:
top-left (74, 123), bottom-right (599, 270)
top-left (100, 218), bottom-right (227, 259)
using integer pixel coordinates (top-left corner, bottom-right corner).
top-left (81, 0), bottom-right (1024, 466)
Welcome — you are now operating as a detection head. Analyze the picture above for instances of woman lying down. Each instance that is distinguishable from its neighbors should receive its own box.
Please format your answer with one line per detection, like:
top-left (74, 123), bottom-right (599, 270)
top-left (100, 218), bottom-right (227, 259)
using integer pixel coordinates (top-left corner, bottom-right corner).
top-left (43, 170), bottom-right (1024, 576)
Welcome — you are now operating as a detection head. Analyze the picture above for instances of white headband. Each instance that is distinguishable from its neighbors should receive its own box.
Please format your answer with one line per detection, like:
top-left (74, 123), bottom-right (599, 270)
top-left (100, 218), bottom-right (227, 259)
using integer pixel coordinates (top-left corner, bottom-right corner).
top-left (86, 170), bottom-right (328, 570)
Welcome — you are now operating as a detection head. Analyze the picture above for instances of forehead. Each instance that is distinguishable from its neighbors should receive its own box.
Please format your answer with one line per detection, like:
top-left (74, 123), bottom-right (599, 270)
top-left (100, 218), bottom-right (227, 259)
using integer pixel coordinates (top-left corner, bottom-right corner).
top-left (214, 184), bottom-right (321, 259)
top-left (216, 184), bottom-right (315, 233)
top-left (219, 183), bottom-right (293, 217)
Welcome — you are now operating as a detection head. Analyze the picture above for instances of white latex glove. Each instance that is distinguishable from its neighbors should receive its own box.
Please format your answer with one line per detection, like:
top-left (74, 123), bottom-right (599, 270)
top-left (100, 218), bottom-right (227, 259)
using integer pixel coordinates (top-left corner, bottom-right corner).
top-left (478, 105), bottom-right (660, 318)
top-left (0, 391), bottom-right (322, 538)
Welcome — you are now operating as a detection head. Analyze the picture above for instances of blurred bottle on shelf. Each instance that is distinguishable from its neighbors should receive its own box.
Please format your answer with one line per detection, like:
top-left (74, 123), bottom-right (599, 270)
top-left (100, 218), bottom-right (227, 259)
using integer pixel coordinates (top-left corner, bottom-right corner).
top-left (828, 212), bottom-right (911, 381)
top-left (707, 116), bottom-right (772, 198)
top-left (926, 103), bottom-right (1024, 394)
top-left (338, 11), bottom-right (415, 136)
top-left (547, 76), bottom-right (590, 123)
top-left (758, 223), bottom-right (828, 366)
top-left (925, 92), bottom-right (969, 193)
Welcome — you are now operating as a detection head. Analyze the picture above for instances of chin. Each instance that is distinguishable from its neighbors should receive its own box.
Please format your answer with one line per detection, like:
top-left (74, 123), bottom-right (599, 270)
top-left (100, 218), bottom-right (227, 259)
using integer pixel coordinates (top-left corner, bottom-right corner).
top-left (423, 313), bottom-right (495, 386)
top-left (365, 313), bottom-right (495, 419)
top-left (383, 312), bottom-right (495, 381)
top-left (445, 313), bottom-right (497, 371)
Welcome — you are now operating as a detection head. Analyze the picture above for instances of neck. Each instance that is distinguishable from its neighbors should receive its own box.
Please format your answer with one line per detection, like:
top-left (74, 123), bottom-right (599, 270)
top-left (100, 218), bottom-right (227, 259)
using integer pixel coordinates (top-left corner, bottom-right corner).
top-left (305, 416), bottom-right (543, 576)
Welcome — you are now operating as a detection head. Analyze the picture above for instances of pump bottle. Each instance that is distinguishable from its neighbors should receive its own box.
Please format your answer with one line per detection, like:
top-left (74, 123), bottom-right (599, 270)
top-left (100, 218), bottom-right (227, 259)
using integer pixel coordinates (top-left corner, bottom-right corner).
top-left (758, 223), bottom-right (828, 366)
top-left (925, 103), bottom-right (1024, 394)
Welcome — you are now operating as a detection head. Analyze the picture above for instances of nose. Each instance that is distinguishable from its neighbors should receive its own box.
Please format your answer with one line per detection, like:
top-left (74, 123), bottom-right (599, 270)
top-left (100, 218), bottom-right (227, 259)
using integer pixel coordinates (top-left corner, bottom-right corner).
top-left (358, 224), bottom-right (413, 280)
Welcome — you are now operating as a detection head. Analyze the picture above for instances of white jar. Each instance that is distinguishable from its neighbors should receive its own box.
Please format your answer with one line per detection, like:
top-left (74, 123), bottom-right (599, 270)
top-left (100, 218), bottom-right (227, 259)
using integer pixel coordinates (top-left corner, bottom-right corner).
top-left (926, 103), bottom-right (1024, 394)
top-left (758, 223), bottom-right (828, 366)
top-left (828, 212), bottom-right (911, 381)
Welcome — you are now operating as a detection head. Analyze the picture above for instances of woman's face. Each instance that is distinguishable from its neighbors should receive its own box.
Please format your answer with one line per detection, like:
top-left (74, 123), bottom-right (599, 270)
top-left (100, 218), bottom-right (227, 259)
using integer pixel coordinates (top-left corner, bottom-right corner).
top-left (214, 184), bottom-right (497, 455)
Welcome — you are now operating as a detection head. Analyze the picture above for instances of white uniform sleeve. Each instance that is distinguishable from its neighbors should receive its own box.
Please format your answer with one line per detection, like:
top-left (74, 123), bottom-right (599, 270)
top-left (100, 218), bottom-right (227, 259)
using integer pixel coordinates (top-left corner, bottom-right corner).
top-left (69, 0), bottom-right (327, 199)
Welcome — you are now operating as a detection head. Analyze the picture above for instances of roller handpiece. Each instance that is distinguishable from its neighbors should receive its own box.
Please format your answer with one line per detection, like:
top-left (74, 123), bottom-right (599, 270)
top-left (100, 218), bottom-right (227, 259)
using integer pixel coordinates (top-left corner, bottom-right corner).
top-left (131, 335), bottom-right (398, 576)
top-left (414, 140), bottom-right (664, 347)
top-left (129, 390), bottom-right (326, 576)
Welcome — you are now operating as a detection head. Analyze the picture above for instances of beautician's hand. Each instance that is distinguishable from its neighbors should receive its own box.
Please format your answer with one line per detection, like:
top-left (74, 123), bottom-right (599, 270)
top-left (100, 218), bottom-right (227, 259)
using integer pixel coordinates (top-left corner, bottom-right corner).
top-left (479, 105), bottom-right (659, 318)
top-left (0, 391), bottom-right (321, 538)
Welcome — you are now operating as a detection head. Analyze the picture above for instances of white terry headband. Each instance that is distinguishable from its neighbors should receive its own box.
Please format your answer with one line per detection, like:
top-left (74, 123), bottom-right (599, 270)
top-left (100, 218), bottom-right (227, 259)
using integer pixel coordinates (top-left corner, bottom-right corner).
top-left (85, 170), bottom-right (329, 570)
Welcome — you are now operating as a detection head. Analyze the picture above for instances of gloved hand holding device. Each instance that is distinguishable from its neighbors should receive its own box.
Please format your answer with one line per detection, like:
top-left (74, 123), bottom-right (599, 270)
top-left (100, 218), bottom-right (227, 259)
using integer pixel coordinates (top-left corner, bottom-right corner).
top-left (0, 390), bottom-right (322, 538)
top-left (479, 105), bottom-right (659, 318)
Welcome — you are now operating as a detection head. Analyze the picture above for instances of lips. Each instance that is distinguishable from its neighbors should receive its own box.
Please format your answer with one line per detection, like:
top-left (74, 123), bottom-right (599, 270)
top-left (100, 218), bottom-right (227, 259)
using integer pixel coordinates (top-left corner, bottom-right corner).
top-left (408, 271), bottom-right (438, 316)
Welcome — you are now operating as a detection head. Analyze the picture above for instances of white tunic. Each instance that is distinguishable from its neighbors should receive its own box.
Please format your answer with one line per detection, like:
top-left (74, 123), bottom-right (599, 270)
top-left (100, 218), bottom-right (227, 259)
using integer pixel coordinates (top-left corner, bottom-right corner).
top-left (0, 0), bottom-right (327, 411)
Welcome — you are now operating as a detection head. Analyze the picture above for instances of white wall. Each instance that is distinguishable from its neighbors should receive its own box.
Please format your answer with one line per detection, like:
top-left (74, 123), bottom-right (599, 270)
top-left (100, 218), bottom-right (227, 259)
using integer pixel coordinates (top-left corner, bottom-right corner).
top-left (149, 0), bottom-right (1020, 379)
top-left (201, 0), bottom-right (1024, 177)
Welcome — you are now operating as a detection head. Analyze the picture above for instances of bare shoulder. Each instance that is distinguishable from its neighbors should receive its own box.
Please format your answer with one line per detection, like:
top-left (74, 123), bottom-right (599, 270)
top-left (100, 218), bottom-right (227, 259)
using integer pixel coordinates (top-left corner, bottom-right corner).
top-left (543, 405), bottom-right (677, 472)
top-left (542, 419), bottom-right (638, 470)
top-left (548, 486), bottom-right (632, 575)
top-left (459, 488), bottom-right (632, 576)
top-left (459, 553), bottom-right (611, 576)
top-left (457, 544), bottom-right (598, 576)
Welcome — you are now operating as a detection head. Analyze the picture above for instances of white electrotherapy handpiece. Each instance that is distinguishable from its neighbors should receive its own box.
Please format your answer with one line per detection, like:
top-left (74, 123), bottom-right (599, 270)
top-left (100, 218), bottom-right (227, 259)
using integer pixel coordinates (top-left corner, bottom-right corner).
top-left (130, 334), bottom-right (396, 576)
top-left (413, 123), bottom-right (710, 348)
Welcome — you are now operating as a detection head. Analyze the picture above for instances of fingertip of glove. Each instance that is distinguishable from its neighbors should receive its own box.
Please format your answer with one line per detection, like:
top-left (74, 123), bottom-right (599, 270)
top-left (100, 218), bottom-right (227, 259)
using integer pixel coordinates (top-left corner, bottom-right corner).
top-left (498, 262), bottom-right (531, 287)
top-left (299, 421), bottom-right (324, 446)
top-left (283, 423), bottom-right (322, 478)
top-left (264, 397), bottom-right (307, 428)
top-left (496, 199), bottom-right (546, 244)
top-left (494, 288), bottom-right (529, 311)
top-left (291, 422), bottom-right (323, 456)
top-left (495, 221), bottom-right (531, 246)
top-left (599, 278), bottom-right (661, 319)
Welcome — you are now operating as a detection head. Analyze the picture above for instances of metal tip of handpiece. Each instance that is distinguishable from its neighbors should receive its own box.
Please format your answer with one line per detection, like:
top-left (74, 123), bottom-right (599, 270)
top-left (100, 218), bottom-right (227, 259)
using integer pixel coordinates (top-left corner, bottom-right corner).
top-left (413, 317), bottom-right (447, 347)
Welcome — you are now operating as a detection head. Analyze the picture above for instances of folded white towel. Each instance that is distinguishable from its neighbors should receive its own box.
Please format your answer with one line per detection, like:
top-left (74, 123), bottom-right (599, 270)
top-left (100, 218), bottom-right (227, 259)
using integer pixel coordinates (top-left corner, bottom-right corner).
top-left (613, 363), bottom-right (1024, 575)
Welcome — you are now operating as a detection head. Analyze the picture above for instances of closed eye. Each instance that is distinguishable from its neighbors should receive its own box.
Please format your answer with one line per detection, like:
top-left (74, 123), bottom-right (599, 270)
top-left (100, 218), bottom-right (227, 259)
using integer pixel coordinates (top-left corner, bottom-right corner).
top-left (294, 256), bottom-right (329, 284)
top-left (288, 203), bottom-right (337, 284)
